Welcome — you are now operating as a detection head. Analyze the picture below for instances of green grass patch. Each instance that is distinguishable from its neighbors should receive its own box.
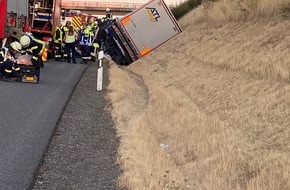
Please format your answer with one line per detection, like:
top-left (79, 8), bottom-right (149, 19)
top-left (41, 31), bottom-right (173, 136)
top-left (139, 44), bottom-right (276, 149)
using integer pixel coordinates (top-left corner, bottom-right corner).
top-left (172, 0), bottom-right (217, 19)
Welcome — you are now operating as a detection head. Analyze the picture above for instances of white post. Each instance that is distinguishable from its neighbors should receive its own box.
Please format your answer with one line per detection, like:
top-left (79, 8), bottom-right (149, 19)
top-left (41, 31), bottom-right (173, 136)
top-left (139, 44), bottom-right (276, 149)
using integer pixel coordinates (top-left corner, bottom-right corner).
top-left (97, 50), bottom-right (104, 91)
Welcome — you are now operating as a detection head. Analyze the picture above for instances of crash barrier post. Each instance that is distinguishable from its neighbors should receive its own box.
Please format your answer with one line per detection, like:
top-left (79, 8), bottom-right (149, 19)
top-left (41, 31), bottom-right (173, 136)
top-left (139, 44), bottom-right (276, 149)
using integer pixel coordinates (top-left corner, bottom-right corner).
top-left (97, 50), bottom-right (104, 91)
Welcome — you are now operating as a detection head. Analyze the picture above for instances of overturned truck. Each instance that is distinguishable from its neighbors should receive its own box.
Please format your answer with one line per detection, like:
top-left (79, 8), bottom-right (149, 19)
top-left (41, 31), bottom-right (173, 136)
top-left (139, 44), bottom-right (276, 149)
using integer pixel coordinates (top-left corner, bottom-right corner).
top-left (96, 0), bottom-right (182, 65)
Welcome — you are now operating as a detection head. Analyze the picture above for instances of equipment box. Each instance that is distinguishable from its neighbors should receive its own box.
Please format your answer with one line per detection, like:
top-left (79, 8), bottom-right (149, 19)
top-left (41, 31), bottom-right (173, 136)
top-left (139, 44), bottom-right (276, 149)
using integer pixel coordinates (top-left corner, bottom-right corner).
top-left (20, 65), bottom-right (39, 84)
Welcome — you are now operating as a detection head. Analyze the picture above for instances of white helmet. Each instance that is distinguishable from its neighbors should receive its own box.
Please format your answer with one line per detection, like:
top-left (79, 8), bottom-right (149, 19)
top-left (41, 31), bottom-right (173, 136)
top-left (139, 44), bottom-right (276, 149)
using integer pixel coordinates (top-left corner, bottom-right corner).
top-left (25, 32), bottom-right (33, 37)
top-left (10, 41), bottom-right (22, 52)
top-left (20, 35), bottom-right (31, 48)
top-left (106, 8), bottom-right (110, 12)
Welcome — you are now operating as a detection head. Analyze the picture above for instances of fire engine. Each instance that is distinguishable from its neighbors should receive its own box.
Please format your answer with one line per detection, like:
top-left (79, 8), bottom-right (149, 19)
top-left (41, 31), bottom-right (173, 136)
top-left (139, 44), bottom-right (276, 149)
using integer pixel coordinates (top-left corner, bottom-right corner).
top-left (4, 0), bottom-right (62, 43)
top-left (0, 0), bottom-right (64, 83)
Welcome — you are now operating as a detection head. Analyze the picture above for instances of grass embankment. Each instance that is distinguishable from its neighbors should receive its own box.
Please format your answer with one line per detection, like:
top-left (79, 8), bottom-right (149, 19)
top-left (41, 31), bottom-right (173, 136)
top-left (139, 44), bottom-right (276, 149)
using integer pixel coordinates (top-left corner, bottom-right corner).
top-left (107, 0), bottom-right (290, 189)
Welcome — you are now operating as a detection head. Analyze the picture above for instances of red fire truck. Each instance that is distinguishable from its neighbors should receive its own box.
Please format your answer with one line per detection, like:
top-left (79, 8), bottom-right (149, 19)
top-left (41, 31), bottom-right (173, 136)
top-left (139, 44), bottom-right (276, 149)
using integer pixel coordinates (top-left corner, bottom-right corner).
top-left (0, 0), bottom-right (63, 83)
top-left (3, 0), bottom-right (62, 42)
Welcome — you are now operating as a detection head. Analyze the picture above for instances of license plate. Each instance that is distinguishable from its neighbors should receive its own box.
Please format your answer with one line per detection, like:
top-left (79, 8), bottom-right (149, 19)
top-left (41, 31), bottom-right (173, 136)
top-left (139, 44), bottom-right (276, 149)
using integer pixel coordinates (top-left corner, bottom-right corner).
top-left (26, 76), bottom-right (34, 81)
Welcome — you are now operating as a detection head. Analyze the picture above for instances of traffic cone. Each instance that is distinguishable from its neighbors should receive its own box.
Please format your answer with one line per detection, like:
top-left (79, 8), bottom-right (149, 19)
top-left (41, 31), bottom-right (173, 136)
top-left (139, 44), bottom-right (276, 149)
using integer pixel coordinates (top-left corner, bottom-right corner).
top-left (42, 48), bottom-right (48, 62)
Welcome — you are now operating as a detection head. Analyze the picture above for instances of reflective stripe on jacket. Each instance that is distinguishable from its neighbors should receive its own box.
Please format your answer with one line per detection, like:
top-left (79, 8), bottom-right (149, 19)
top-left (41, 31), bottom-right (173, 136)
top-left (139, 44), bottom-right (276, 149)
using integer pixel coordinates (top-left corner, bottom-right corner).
top-left (79, 28), bottom-right (94, 46)
top-left (53, 26), bottom-right (63, 43)
top-left (22, 37), bottom-right (46, 60)
top-left (65, 34), bottom-right (76, 43)
top-left (0, 48), bottom-right (8, 63)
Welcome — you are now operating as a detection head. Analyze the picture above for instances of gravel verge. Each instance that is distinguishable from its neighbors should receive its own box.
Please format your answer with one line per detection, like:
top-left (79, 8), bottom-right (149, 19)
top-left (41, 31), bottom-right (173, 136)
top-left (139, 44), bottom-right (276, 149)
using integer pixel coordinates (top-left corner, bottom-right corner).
top-left (30, 61), bottom-right (123, 190)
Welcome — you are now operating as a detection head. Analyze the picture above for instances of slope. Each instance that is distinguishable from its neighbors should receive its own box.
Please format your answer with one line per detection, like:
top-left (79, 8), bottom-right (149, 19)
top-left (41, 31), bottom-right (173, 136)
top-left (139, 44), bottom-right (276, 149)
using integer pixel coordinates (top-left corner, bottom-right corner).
top-left (107, 0), bottom-right (290, 189)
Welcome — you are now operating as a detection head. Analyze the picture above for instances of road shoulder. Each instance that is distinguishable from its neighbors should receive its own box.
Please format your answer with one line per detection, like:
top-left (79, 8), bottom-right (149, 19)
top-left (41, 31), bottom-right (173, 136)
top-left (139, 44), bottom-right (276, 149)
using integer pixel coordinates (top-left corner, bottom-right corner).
top-left (31, 62), bottom-right (122, 190)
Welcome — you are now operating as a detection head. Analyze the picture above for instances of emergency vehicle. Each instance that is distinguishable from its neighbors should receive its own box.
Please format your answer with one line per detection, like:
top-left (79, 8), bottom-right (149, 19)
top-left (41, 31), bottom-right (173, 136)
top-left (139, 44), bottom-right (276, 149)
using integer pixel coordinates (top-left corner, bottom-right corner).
top-left (0, 0), bottom-right (58, 83)
top-left (4, 0), bottom-right (62, 42)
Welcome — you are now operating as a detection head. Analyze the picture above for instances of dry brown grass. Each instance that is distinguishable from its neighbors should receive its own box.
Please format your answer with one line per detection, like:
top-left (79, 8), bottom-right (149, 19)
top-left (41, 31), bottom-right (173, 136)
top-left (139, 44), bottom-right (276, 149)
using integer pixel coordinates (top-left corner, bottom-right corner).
top-left (106, 0), bottom-right (290, 189)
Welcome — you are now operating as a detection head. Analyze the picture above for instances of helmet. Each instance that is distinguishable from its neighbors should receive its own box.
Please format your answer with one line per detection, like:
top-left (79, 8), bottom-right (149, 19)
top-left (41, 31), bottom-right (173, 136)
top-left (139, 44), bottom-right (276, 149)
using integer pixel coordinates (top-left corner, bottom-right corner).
top-left (20, 35), bottom-right (31, 48)
top-left (25, 32), bottom-right (36, 40)
top-left (106, 8), bottom-right (110, 12)
top-left (25, 32), bottom-right (33, 37)
top-left (10, 41), bottom-right (22, 52)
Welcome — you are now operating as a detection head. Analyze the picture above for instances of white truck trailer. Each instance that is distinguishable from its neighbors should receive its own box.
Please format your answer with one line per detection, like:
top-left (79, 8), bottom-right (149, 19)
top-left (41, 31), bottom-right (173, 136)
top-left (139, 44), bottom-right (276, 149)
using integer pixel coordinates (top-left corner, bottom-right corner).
top-left (97, 0), bottom-right (182, 65)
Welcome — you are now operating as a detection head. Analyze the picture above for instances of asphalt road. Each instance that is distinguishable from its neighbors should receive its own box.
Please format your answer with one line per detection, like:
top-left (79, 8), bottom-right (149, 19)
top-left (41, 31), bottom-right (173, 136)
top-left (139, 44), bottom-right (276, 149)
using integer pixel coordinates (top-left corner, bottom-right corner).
top-left (0, 60), bottom-right (89, 190)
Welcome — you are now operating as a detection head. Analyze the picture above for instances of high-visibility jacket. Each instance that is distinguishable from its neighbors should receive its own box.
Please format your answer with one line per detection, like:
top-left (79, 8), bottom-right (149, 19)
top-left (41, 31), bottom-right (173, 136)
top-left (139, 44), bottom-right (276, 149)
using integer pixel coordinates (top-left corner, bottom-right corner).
top-left (89, 21), bottom-right (98, 30)
top-left (0, 47), bottom-right (20, 74)
top-left (21, 36), bottom-right (46, 66)
top-left (62, 26), bottom-right (69, 40)
top-left (0, 47), bottom-right (17, 64)
top-left (79, 28), bottom-right (94, 46)
top-left (91, 42), bottom-right (99, 57)
top-left (53, 26), bottom-right (63, 43)
top-left (65, 35), bottom-right (76, 43)
top-left (0, 47), bottom-right (9, 64)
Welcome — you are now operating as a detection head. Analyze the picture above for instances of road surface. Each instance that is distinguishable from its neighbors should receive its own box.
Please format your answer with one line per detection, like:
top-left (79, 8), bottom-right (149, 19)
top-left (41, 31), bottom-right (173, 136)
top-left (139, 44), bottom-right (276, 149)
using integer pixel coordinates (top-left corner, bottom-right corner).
top-left (0, 61), bottom-right (88, 190)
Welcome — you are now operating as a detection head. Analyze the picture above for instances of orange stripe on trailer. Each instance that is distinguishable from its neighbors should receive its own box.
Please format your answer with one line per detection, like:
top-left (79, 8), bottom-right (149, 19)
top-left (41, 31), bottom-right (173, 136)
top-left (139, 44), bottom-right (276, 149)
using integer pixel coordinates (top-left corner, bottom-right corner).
top-left (121, 16), bottom-right (132, 26)
top-left (140, 47), bottom-right (151, 57)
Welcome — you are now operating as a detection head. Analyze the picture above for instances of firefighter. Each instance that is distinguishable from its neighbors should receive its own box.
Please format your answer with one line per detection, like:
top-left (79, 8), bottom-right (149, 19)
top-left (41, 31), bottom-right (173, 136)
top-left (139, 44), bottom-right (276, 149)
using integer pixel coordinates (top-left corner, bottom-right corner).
top-left (91, 19), bottom-right (100, 62)
top-left (64, 26), bottom-right (77, 64)
top-left (78, 22), bottom-right (86, 63)
top-left (89, 16), bottom-right (98, 31)
top-left (53, 22), bottom-right (63, 61)
top-left (19, 35), bottom-right (46, 82)
top-left (79, 25), bottom-right (94, 64)
top-left (105, 8), bottom-right (113, 19)
top-left (91, 41), bottom-right (99, 62)
top-left (62, 21), bottom-right (71, 38)
top-left (62, 21), bottom-right (71, 60)
top-left (20, 35), bottom-right (46, 68)
top-left (0, 41), bottom-right (22, 80)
